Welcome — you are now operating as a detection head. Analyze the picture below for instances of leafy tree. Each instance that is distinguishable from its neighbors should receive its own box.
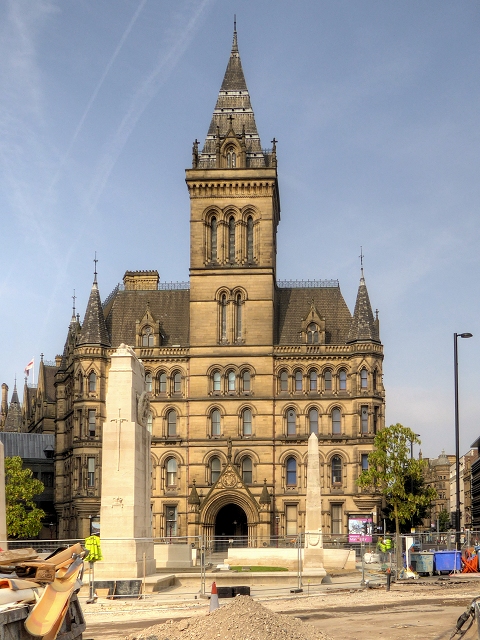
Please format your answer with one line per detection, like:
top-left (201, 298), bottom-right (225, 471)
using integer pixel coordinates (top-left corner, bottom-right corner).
top-left (358, 424), bottom-right (437, 567)
top-left (5, 457), bottom-right (45, 538)
top-left (383, 472), bottom-right (434, 533)
top-left (438, 508), bottom-right (451, 532)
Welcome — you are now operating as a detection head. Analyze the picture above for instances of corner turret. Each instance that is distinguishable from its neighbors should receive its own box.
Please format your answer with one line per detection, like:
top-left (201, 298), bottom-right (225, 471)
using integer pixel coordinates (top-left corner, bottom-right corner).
top-left (347, 270), bottom-right (380, 344)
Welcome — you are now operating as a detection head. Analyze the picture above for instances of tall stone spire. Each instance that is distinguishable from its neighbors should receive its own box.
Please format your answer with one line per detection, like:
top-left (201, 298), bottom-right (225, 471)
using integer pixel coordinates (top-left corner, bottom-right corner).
top-left (198, 23), bottom-right (268, 168)
top-left (77, 276), bottom-right (111, 347)
top-left (346, 270), bottom-right (380, 344)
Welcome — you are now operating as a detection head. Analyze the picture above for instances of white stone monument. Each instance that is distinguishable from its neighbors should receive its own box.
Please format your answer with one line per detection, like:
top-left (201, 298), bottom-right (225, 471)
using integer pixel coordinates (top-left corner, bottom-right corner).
top-left (95, 344), bottom-right (155, 579)
top-left (303, 432), bottom-right (326, 575)
top-left (0, 442), bottom-right (7, 548)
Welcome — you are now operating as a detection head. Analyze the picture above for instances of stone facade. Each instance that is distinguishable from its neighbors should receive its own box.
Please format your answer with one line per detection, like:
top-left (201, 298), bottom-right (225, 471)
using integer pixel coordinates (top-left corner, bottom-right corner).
top-left (29, 28), bottom-right (385, 543)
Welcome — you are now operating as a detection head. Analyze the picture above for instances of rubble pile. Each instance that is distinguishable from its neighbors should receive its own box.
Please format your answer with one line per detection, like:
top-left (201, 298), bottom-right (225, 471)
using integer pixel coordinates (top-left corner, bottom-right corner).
top-left (126, 595), bottom-right (332, 640)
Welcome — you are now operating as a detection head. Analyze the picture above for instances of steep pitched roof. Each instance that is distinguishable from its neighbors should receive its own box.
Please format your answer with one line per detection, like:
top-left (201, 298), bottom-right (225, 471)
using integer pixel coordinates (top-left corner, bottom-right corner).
top-left (77, 279), bottom-right (111, 347)
top-left (346, 271), bottom-right (380, 344)
top-left (198, 27), bottom-right (267, 168)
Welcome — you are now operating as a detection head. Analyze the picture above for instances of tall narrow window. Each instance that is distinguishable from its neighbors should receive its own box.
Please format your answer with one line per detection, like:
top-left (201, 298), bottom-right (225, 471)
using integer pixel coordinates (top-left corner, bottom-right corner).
top-left (211, 409), bottom-right (220, 436)
top-left (211, 217), bottom-right (217, 262)
top-left (142, 327), bottom-right (154, 346)
top-left (307, 323), bottom-right (319, 344)
top-left (242, 457), bottom-right (252, 483)
top-left (361, 454), bottom-right (369, 471)
top-left (373, 369), bottom-right (377, 391)
top-left (147, 412), bottom-right (153, 434)
top-left (287, 409), bottom-right (296, 435)
top-left (87, 457), bottom-right (95, 488)
top-left (165, 506), bottom-right (177, 537)
top-left (227, 371), bottom-right (236, 392)
top-left (78, 374), bottom-right (83, 395)
top-left (324, 370), bottom-right (332, 391)
top-left (167, 410), bottom-right (177, 437)
top-left (295, 370), bottom-right (303, 392)
top-left (360, 368), bottom-right (368, 389)
top-left (242, 408), bottom-right (252, 436)
top-left (213, 370), bottom-right (221, 392)
top-left (332, 408), bottom-right (341, 434)
top-left (331, 456), bottom-right (342, 484)
top-left (331, 504), bottom-right (343, 534)
top-left (373, 406), bottom-right (379, 434)
top-left (235, 293), bottom-right (242, 341)
top-left (166, 458), bottom-right (177, 486)
top-left (88, 409), bottom-right (96, 437)
top-left (159, 372), bottom-right (167, 393)
top-left (309, 408), bottom-right (318, 434)
top-left (247, 216), bottom-right (254, 262)
top-left (145, 373), bottom-right (152, 392)
top-left (285, 504), bottom-right (298, 535)
top-left (309, 370), bottom-right (317, 391)
top-left (173, 372), bottom-right (181, 394)
top-left (286, 457), bottom-right (297, 486)
top-left (361, 405), bottom-right (368, 433)
top-left (280, 371), bottom-right (288, 392)
top-left (88, 372), bottom-right (97, 392)
top-left (211, 456), bottom-right (221, 483)
top-left (221, 294), bottom-right (227, 342)
top-left (229, 217), bottom-right (235, 262)
top-left (227, 148), bottom-right (236, 168)
top-left (242, 370), bottom-right (251, 392)
top-left (339, 370), bottom-right (347, 391)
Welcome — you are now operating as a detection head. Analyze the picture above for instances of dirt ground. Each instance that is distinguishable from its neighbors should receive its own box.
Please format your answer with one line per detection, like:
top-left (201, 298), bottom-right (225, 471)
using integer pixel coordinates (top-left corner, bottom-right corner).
top-left (83, 580), bottom-right (480, 640)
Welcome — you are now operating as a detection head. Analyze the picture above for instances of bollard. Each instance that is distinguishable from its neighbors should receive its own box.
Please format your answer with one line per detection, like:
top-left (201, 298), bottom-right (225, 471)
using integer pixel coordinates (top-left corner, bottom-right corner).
top-left (386, 568), bottom-right (391, 592)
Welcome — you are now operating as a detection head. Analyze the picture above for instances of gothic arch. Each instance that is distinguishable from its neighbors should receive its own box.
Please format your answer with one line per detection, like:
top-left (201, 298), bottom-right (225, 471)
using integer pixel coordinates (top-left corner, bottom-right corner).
top-left (200, 491), bottom-right (259, 525)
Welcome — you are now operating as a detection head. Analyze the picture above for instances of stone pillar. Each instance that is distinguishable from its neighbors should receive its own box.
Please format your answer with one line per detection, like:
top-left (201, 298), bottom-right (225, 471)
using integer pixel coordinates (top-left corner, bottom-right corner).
top-left (303, 432), bottom-right (325, 574)
top-left (0, 442), bottom-right (7, 548)
top-left (95, 344), bottom-right (155, 579)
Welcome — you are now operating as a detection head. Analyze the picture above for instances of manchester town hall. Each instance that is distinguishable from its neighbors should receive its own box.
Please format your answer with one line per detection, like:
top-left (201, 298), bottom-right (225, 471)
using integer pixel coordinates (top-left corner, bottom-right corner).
top-left (23, 29), bottom-right (385, 542)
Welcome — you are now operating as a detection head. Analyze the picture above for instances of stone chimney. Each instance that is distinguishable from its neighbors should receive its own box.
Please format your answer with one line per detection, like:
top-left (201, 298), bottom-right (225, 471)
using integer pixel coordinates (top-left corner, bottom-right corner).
top-left (123, 271), bottom-right (159, 291)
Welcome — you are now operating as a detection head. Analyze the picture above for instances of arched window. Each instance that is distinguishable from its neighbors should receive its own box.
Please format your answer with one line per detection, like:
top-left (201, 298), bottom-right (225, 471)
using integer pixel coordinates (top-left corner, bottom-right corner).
top-left (167, 410), bottom-right (177, 437)
top-left (286, 457), bottom-right (297, 486)
top-left (213, 370), bottom-right (221, 392)
top-left (324, 370), bottom-right (332, 391)
top-left (295, 370), bottom-right (303, 392)
top-left (166, 458), bottom-right (177, 487)
top-left (228, 216), bottom-right (235, 262)
top-left (280, 370), bottom-right (288, 392)
top-left (235, 293), bottom-right (242, 341)
top-left (331, 456), bottom-right (342, 484)
top-left (373, 369), bottom-right (377, 391)
top-left (88, 371), bottom-right (97, 392)
top-left (242, 408), bottom-right (252, 436)
top-left (242, 457), bottom-right (252, 483)
top-left (145, 372), bottom-right (152, 392)
top-left (309, 408), bottom-right (318, 434)
top-left (287, 409), bottom-right (296, 435)
top-left (220, 294), bottom-right (227, 342)
top-left (339, 369), bottom-right (347, 391)
top-left (142, 326), bottom-right (154, 347)
top-left (211, 456), bottom-right (221, 484)
top-left (247, 216), bottom-right (254, 262)
top-left (147, 412), bottom-right (153, 434)
top-left (332, 408), bottom-right (341, 435)
top-left (227, 371), bottom-right (236, 392)
top-left (227, 148), bottom-right (236, 168)
top-left (159, 372), bottom-right (167, 394)
top-left (211, 409), bottom-right (220, 436)
top-left (360, 368), bottom-right (368, 389)
top-left (211, 216), bottom-right (217, 262)
top-left (173, 372), bottom-right (182, 394)
top-left (309, 370), bottom-right (317, 391)
top-left (78, 374), bottom-right (83, 394)
top-left (307, 323), bottom-right (319, 344)
top-left (242, 370), bottom-right (251, 392)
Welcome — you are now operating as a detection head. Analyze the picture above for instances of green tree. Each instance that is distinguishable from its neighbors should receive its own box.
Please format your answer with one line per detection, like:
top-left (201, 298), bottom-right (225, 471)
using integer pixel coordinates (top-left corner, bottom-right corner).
top-left (438, 508), bottom-right (451, 532)
top-left (357, 424), bottom-right (437, 568)
top-left (5, 457), bottom-right (45, 538)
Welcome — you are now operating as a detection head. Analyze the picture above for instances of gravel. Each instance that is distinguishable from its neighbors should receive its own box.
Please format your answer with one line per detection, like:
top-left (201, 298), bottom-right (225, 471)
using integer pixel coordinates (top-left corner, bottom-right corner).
top-left (125, 595), bottom-right (332, 640)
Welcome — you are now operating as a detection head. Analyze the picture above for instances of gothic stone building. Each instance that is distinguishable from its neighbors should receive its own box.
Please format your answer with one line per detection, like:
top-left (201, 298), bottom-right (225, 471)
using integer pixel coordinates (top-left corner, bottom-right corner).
top-left (47, 30), bottom-right (385, 542)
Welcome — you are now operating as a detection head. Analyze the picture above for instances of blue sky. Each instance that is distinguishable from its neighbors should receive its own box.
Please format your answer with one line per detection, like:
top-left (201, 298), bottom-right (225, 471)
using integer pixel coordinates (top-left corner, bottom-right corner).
top-left (0, 1), bottom-right (479, 458)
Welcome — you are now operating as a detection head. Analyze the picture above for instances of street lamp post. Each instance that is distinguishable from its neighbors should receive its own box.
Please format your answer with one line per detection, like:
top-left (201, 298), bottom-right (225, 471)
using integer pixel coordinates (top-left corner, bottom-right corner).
top-left (454, 332), bottom-right (473, 549)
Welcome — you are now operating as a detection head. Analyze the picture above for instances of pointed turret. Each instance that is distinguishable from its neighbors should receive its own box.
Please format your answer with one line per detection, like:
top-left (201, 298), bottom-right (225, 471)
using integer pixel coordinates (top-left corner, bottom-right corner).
top-left (197, 23), bottom-right (270, 169)
top-left (4, 380), bottom-right (22, 432)
top-left (77, 275), bottom-right (111, 347)
top-left (346, 270), bottom-right (380, 344)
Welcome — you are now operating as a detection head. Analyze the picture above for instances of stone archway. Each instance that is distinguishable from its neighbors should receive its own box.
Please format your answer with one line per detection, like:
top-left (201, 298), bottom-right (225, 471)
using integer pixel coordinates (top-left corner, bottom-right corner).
top-left (214, 503), bottom-right (247, 551)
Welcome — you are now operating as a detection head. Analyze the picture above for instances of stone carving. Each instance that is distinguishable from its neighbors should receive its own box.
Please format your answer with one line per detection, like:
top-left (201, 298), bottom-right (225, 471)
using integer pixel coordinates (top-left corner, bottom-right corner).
top-left (137, 391), bottom-right (150, 427)
top-left (222, 471), bottom-right (237, 488)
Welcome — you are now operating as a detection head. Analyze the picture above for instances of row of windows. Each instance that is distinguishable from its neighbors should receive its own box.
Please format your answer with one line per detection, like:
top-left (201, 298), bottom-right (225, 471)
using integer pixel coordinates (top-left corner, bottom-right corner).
top-left (76, 371), bottom-right (98, 393)
top-left (145, 371), bottom-right (182, 395)
top-left (208, 214), bottom-right (255, 264)
top-left (278, 368), bottom-right (378, 393)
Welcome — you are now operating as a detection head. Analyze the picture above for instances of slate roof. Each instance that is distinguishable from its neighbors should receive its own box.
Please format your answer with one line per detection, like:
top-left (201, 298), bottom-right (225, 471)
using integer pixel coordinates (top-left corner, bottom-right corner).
top-left (105, 289), bottom-right (190, 348)
top-left (346, 272), bottom-right (380, 343)
top-left (0, 432), bottom-right (54, 459)
top-left (78, 280), bottom-right (111, 347)
top-left (276, 286), bottom-right (353, 345)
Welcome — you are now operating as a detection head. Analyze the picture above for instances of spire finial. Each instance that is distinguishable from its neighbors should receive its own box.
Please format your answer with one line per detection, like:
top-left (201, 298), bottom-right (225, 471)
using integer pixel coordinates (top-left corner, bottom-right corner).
top-left (93, 252), bottom-right (98, 284)
top-left (72, 290), bottom-right (76, 317)
top-left (359, 246), bottom-right (364, 278)
top-left (232, 15), bottom-right (238, 52)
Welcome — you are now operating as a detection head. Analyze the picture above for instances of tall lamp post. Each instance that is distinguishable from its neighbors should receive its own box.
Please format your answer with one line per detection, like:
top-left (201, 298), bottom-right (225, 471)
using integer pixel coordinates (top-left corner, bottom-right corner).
top-left (454, 332), bottom-right (473, 549)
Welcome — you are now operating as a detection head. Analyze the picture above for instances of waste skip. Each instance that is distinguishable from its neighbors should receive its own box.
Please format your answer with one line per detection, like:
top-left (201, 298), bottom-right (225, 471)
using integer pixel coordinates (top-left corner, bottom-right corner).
top-left (434, 550), bottom-right (462, 574)
top-left (410, 552), bottom-right (434, 575)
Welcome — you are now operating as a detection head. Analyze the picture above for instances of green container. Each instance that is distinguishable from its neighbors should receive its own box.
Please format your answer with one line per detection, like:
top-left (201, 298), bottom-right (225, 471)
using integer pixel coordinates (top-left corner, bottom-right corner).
top-left (410, 551), bottom-right (434, 575)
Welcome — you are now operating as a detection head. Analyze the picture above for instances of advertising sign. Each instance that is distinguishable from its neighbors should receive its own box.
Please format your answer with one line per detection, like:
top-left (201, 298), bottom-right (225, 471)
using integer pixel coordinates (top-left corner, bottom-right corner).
top-left (348, 513), bottom-right (373, 543)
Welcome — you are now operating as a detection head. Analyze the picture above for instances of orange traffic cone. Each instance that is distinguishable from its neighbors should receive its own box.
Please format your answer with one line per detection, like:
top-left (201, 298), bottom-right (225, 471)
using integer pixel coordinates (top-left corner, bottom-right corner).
top-left (209, 581), bottom-right (219, 611)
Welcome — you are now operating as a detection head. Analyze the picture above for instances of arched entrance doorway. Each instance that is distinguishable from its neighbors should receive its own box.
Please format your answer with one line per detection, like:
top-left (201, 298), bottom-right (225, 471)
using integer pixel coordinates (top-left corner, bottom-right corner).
top-left (214, 503), bottom-right (247, 551)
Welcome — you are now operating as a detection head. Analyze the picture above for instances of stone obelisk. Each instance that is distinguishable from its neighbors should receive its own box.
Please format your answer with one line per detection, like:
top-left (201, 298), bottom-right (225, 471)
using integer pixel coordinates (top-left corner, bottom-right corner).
top-left (0, 442), bottom-right (7, 548)
top-left (303, 432), bottom-right (326, 575)
top-left (95, 344), bottom-right (155, 579)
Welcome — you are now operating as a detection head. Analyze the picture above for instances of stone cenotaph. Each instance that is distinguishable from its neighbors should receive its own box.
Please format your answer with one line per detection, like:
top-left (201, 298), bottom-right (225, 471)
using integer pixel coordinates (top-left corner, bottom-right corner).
top-left (303, 432), bottom-right (326, 576)
top-left (95, 344), bottom-right (155, 579)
